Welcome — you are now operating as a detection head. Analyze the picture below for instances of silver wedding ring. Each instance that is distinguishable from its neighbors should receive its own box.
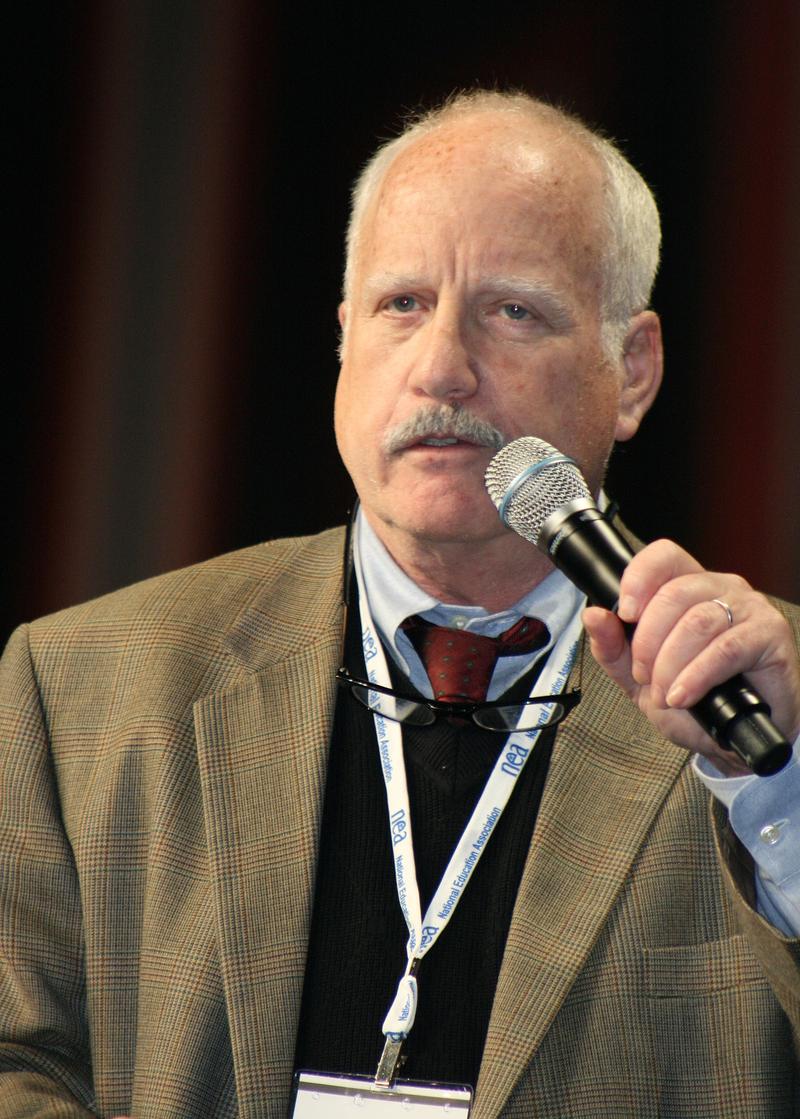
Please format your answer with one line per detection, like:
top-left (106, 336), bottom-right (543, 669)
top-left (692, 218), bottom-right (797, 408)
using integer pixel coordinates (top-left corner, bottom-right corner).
top-left (711, 598), bottom-right (734, 627)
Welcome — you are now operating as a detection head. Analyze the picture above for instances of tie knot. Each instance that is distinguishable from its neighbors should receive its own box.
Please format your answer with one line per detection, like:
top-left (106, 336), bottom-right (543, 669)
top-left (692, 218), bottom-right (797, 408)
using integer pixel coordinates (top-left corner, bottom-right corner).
top-left (492, 615), bottom-right (550, 656)
top-left (401, 616), bottom-right (549, 704)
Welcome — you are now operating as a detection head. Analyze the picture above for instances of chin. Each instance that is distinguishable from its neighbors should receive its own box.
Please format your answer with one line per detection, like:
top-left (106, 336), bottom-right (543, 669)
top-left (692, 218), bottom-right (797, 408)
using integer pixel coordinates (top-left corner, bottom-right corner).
top-left (397, 502), bottom-right (501, 546)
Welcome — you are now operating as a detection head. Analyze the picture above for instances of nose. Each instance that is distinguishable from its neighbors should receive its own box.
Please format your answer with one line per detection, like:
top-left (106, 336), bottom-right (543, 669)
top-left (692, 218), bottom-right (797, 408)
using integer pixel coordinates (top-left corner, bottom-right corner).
top-left (407, 302), bottom-right (479, 401)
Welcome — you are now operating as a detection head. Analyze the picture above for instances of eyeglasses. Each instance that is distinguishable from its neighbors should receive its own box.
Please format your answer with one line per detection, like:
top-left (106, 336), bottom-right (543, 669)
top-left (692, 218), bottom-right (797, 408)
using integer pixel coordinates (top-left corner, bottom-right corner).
top-left (336, 504), bottom-right (582, 733)
top-left (336, 663), bottom-right (580, 731)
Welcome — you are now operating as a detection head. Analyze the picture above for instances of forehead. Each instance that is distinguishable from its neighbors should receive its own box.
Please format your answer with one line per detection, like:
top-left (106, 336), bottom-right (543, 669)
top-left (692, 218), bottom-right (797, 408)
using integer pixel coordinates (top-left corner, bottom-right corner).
top-left (356, 114), bottom-right (607, 289)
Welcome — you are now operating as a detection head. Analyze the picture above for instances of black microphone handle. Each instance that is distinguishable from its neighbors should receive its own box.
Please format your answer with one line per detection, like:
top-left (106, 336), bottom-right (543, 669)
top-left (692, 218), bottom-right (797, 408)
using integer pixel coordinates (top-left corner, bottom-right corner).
top-left (543, 507), bottom-right (791, 776)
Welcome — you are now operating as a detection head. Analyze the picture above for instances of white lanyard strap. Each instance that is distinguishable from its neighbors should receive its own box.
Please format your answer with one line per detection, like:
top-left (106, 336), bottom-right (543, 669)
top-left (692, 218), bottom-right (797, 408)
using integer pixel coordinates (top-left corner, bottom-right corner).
top-left (352, 534), bottom-right (582, 1057)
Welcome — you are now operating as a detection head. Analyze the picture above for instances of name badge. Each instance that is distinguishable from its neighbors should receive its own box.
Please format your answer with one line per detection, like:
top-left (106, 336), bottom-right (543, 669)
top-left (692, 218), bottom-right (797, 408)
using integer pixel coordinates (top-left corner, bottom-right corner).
top-left (291, 1072), bottom-right (472, 1117)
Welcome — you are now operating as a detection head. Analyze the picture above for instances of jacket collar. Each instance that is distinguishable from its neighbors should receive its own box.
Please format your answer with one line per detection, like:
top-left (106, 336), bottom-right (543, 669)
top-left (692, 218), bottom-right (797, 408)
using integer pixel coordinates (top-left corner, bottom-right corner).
top-left (222, 527), bottom-right (345, 672)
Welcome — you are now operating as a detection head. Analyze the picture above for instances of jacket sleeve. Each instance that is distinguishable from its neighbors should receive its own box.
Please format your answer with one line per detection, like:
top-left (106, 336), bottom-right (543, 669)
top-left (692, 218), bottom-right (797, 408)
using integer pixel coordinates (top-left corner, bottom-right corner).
top-left (709, 594), bottom-right (800, 1032)
top-left (712, 797), bottom-right (800, 1033)
top-left (0, 625), bottom-right (98, 1117)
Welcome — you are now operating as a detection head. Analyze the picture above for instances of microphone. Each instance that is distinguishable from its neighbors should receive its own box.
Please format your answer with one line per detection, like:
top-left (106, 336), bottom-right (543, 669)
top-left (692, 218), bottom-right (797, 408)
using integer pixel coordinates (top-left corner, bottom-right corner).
top-left (484, 436), bottom-right (791, 776)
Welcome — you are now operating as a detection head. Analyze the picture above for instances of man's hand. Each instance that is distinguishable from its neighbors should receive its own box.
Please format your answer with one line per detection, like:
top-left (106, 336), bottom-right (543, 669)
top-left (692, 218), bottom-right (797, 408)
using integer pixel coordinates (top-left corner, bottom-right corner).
top-left (583, 539), bottom-right (800, 775)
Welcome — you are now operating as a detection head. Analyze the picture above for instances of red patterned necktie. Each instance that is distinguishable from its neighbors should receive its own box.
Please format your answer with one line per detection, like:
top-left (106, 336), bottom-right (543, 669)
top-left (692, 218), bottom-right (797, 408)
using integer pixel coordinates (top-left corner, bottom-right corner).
top-left (401, 616), bottom-right (550, 703)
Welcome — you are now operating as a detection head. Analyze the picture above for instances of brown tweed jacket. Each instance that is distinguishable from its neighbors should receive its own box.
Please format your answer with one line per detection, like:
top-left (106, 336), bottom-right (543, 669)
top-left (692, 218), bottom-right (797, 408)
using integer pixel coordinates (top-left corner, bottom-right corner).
top-left (1, 527), bottom-right (798, 1118)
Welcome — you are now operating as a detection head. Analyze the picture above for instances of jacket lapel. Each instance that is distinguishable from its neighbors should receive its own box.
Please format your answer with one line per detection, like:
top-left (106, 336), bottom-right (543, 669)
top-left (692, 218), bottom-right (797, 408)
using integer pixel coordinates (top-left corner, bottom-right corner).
top-left (194, 530), bottom-right (343, 1119)
top-left (474, 649), bottom-right (690, 1119)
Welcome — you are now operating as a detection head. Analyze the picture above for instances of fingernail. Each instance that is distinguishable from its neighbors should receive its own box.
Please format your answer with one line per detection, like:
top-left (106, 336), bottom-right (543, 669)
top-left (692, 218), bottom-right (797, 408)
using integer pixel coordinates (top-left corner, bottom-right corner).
top-left (666, 684), bottom-right (687, 707)
top-left (619, 595), bottom-right (637, 620)
top-left (632, 660), bottom-right (648, 684)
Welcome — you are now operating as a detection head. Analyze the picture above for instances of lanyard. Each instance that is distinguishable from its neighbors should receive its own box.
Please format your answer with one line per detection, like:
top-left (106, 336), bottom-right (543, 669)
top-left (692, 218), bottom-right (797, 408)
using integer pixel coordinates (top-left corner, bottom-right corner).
top-left (352, 533), bottom-right (583, 1084)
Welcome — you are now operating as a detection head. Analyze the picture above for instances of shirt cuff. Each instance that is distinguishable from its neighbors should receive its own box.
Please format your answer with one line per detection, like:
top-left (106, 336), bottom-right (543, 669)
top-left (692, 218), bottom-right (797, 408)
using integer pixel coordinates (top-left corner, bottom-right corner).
top-left (693, 737), bottom-right (800, 935)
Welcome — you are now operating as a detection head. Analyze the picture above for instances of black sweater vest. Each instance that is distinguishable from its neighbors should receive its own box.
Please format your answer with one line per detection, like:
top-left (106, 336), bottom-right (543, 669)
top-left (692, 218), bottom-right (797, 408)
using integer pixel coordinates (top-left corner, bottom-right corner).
top-left (294, 600), bottom-right (556, 1087)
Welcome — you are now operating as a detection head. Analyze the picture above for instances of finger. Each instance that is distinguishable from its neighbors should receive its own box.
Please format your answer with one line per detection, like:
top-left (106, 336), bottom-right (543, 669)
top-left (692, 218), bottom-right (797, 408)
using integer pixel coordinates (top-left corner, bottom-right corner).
top-left (617, 539), bottom-right (704, 623)
top-left (630, 574), bottom-right (748, 686)
top-left (663, 607), bottom-right (795, 714)
top-left (652, 598), bottom-right (752, 706)
top-left (583, 606), bottom-right (636, 693)
top-left (584, 609), bottom-right (743, 762)
top-left (586, 604), bottom-right (767, 770)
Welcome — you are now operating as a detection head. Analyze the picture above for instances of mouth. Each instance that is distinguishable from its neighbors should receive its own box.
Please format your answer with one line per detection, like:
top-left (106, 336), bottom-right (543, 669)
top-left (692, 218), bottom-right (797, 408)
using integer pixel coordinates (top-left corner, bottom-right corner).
top-left (382, 405), bottom-right (506, 456)
top-left (414, 435), bottom-right (471, 448)
top-left (401, 433), bottom-right (497, 454)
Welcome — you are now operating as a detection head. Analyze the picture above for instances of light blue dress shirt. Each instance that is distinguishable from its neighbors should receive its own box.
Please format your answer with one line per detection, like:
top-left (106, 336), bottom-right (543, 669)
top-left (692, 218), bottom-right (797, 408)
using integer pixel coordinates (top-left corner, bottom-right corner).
top-left (357, 511), bottom-right (800, 936)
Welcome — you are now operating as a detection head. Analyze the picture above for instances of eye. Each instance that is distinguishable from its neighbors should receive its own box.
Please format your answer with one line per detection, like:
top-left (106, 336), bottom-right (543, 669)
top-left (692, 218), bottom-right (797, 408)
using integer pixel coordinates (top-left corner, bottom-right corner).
top-left (387, 294), bottom-right (419, 313)
top-left (501, 302), bottom-right (531, 321)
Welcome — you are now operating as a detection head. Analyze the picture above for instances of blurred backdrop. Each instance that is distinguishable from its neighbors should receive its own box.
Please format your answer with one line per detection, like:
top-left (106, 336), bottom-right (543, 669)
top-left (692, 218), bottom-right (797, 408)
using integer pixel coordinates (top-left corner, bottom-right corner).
top-left (11, 0), bottom-right (800, 642)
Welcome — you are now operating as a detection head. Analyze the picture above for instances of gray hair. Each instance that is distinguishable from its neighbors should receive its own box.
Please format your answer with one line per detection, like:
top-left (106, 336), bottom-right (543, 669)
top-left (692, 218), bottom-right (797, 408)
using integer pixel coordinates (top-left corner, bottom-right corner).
top-left (343, 90), bottom-right (661, 358)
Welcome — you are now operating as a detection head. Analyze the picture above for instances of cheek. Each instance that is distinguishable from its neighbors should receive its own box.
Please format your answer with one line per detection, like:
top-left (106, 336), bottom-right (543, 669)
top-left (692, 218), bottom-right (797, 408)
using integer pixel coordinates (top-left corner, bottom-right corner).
top-left (561, 361), bottom-right (621, 427)
top-left (334, 365), bottom-right (390, 476)
top-left (493, 352), bottom-right (622, 454)
top-left (486, 355), bottom-right (579, 425)
top-left (333, 373), bottom-right (359, 466)
top-left (336, 337), bottom-right (410, 434)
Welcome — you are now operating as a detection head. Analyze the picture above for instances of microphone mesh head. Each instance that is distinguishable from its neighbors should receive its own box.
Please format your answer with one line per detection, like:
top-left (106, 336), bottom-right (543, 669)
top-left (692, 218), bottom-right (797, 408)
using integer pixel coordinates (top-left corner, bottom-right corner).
top-left (484, 436), bottom-right (591, 545)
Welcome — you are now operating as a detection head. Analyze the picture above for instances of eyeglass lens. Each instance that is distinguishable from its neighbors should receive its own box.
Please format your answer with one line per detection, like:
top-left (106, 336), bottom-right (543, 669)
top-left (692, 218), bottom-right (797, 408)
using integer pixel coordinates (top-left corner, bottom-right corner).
top-left (348, 683), bottom-right (566, 731)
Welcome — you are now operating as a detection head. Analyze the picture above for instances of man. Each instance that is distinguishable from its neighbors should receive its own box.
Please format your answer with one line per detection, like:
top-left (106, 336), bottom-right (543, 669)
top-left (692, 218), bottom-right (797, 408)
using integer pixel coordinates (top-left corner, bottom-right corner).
top-left (1, 91), bottom-right (798, 1118)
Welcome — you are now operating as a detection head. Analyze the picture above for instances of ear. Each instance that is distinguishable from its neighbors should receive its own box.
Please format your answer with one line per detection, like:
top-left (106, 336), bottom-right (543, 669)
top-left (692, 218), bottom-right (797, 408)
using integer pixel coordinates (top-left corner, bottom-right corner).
top-left (614, 311), bottom-right (664, 443)
top-left (337, 301), bottom-right (348, 359)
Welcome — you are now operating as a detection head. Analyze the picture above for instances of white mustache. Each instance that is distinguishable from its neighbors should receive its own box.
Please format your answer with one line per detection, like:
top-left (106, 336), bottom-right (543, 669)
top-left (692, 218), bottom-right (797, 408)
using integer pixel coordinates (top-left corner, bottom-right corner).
top-left (382, 405), bottom-right (505, 454)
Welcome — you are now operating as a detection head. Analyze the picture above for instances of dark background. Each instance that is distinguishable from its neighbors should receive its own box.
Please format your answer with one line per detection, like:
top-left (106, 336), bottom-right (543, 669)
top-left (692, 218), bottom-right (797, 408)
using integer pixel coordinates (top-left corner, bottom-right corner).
top-left (11, 0), bottom-right (800, 642)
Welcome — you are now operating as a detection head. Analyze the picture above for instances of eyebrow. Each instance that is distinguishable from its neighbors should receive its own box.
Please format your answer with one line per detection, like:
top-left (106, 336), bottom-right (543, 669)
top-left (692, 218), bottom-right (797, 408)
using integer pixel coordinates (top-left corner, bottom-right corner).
top-left (359, 272), bottom-right (427, 302)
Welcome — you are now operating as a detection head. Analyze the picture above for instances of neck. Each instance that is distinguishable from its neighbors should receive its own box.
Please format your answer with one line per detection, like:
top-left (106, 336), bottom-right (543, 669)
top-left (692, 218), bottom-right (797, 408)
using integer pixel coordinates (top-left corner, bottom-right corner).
top-left (364, 513), bottom-right (554, 611)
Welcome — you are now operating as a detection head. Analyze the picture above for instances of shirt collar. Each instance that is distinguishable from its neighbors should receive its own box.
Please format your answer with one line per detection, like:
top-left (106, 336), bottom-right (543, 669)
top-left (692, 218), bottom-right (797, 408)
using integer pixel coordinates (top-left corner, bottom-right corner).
top-left (356, 509), bottom-right (585, 693)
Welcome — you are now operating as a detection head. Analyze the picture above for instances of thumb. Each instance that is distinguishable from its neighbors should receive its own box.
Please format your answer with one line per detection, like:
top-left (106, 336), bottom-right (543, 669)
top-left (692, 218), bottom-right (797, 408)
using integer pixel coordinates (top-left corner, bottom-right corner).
top-left (582, 605), bottom-right (637, 697)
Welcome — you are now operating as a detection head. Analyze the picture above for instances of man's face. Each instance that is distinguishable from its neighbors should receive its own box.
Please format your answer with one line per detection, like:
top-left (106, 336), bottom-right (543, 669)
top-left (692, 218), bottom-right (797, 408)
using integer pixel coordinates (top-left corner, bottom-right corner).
top-left (335, 116), bottom-right (647, 558)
